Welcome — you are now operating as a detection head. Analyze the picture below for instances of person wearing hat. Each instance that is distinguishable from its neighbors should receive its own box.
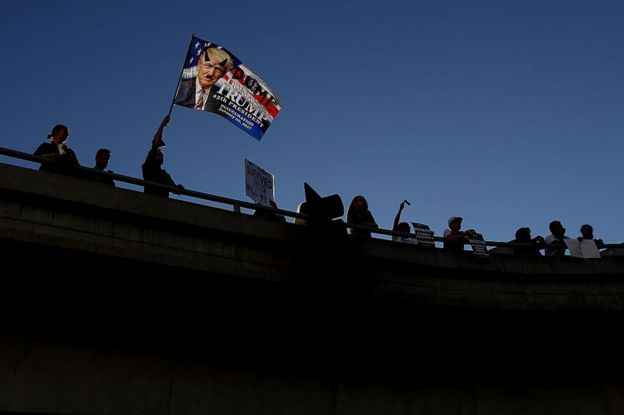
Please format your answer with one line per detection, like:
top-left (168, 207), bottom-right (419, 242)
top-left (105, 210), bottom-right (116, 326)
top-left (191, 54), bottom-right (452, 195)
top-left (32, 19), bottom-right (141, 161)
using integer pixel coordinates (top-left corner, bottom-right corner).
top-left (443, 216), bottom-right (476, 252)
top-left (34, 124), bottom-right (80, 175)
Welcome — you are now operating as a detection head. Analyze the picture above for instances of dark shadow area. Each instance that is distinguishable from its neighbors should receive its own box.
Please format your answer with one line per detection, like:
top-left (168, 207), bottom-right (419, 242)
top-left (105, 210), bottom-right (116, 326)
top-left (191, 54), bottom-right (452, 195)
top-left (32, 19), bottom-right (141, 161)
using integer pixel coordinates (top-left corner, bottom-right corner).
top-left (2, 238), bottom-right (624, 384)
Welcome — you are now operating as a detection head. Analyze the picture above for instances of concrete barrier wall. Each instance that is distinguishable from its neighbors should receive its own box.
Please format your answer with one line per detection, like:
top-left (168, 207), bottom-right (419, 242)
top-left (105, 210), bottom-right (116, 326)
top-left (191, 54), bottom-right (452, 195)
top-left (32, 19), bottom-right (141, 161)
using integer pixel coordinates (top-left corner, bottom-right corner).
top-left (1, 163), bottom-right (624, 311)
top-left (0, 337), bottom-right (624, 415)
top-left (2, 163), bottom-right (624, 414)
top-left (1, 335), bottom-right (624, 415)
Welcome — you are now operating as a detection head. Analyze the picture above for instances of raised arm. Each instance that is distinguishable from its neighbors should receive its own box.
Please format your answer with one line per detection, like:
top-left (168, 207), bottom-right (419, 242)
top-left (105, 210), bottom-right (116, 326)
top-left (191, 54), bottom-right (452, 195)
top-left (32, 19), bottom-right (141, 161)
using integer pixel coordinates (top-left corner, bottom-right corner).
top-left (152, 115), bottom-right (170, 148)
top-left (393, 201), bottom-right (405, 231)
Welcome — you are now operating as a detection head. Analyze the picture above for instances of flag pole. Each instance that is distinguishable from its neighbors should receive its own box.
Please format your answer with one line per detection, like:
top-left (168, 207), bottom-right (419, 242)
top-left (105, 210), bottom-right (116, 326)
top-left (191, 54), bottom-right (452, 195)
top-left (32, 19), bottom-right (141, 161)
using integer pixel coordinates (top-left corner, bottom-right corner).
top-left (167, 33), bottom-right (196, 117)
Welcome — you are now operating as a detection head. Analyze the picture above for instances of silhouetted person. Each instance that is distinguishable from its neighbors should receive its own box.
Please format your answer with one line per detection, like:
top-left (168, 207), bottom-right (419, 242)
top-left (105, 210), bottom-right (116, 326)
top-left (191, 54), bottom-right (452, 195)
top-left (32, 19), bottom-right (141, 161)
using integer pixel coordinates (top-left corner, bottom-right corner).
top-left (392, 200), bottom-right (412, 242)
top-left (578, 224), bottom-right (605, 249)
top-left (545, 220), bottom-right (569, 256)
top-left (347, 195), bottom-right (378, 237)
top-left (89, 148), bottom-right (115, 186)
top-left (443, 216), bottom-right (476, 252)
top-left (142, 115), bottom-right (184, 198)
top-left (34, 124), bottom-right (80, 175)
top-left (511, 227), bottom-right (544, 256)
top-left (253, 200), bottom-right (286, 223)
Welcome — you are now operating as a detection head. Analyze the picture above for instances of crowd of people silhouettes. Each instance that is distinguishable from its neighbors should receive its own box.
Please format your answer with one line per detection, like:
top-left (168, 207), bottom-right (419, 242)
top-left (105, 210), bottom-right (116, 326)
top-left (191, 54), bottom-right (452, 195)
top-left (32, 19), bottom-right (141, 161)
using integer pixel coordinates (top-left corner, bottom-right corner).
top-left (32, 119), bottom-right (606, 257)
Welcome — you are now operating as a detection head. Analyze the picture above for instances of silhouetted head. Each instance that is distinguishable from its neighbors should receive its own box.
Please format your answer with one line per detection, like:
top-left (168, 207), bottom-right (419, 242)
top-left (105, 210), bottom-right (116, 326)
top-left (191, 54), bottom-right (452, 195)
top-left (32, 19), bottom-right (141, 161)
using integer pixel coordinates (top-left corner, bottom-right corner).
top-left (580, 224), bottom-right (594, 240)
top-left (47, 124), bottom-right (69, 145)
top-left (549, 220), bottom-right (566, 238)
top-left (95, 148), bottom-right (110, 170)
top-left (448, 216), bottom-right (463, 231)
top-left (350, 195), bottom-right (368, 211)
top-left (515, 227), bottom-right (531, 242)
top-left (346, 195), bottom-right (370, 225)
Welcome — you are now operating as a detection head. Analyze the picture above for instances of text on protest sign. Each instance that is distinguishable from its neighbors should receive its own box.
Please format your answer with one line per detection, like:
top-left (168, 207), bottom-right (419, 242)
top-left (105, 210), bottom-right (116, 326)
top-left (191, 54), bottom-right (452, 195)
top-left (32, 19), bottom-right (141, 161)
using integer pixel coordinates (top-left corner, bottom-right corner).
top-left (244, 159), bottom-right (275, 206)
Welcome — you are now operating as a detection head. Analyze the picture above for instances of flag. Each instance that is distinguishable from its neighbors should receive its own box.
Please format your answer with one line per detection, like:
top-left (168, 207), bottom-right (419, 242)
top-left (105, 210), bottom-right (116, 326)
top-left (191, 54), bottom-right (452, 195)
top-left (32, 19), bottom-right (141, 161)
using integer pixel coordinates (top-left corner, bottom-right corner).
top-left (173, 35), bottom-right (282, 141)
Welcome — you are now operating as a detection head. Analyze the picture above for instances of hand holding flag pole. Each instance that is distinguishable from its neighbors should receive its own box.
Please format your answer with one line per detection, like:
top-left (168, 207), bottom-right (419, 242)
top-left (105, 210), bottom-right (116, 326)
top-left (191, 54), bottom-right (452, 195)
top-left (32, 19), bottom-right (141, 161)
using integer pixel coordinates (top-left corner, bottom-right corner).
top-left (153, 115), bottom-right (170, 148)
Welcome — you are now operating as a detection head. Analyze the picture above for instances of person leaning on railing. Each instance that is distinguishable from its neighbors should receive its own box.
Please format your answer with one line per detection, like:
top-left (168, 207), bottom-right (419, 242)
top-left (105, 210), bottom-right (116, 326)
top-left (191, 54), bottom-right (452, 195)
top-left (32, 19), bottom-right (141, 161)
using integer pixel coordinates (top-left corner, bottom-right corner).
top-left (34, 124), bottom-right (80, 176)
top-left (443, 216), bottom-right (477, 252)
top-left (510, 227), bottom-right (545, 256)
top-left (544, 220), bottom-right (569, 257)
top-left (578, 224), bottom-right (605, 249)
top-left (347, 195), bottom-right (378, 238)
top-left (84, 148), bottom-right (115, 186)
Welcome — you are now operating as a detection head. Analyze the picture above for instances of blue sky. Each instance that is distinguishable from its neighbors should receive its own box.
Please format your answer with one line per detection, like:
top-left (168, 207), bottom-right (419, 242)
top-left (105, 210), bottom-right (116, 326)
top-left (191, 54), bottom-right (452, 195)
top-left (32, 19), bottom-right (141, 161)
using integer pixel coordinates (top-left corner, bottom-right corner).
top-left (2, 0), bottom-right (623, 243)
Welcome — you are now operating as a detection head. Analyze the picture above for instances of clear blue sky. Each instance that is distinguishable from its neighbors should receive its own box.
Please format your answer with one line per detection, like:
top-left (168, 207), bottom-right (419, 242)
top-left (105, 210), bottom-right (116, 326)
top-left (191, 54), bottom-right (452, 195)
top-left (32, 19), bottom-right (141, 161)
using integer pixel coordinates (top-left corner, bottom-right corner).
top-left (2, 0), bottom-right (623, 243)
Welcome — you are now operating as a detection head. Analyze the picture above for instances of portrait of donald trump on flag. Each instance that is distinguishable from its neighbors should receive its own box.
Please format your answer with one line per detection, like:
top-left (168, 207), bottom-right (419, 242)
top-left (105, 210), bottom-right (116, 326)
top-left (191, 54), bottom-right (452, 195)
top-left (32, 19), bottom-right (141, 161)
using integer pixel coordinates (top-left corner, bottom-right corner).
top-left (174, 35), bottom-right (282, 141)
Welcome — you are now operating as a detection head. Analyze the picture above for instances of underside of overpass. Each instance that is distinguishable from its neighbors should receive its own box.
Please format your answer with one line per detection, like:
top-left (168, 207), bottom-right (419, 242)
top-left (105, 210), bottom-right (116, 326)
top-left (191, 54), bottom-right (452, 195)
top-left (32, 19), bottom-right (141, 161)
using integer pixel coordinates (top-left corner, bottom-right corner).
top-left (1, 162), bottom-right (624, 414)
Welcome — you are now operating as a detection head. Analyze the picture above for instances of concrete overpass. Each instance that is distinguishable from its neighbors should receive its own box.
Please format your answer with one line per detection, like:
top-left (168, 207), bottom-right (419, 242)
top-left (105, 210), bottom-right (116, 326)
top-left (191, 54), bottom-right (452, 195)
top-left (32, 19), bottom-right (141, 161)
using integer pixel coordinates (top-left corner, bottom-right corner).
top-left (1, 161), bottom-right (624, 414)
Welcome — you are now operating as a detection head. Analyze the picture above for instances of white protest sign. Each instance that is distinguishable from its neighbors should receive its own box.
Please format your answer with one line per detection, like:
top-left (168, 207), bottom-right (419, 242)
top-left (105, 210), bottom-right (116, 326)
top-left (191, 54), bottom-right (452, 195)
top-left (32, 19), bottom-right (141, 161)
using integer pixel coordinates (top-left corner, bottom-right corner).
top-left (244, 158), bottom-right (275, 206)
top-left (411, 223), bottom-right (435, 248)
top-left (565, 239), bottom-right (601, 259)
top-left (468, 234), bottom-right (490, 257)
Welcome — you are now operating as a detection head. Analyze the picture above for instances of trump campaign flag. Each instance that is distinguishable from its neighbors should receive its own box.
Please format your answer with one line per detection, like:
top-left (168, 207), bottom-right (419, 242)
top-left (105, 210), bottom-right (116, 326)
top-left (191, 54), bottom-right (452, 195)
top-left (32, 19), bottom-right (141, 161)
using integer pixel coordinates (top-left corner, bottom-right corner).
top-left (173, 35), bottom-right (282, 140)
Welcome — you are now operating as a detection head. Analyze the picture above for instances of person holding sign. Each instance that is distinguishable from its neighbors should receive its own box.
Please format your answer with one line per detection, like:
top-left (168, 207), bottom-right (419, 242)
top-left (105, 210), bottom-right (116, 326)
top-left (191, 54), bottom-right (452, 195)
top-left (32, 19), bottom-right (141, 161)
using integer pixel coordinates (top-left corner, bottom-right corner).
top-left (565, 224), bottom-right (603, 258)
top-left (443, 216), bottom-right (477, 252)
top-left (578, 224), bottom-right (604, 249)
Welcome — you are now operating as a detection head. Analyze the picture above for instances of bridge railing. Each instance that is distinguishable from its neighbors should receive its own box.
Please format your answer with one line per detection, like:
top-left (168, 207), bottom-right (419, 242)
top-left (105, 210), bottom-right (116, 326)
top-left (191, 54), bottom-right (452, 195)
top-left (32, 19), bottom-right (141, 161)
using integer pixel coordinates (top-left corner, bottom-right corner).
top-left (0, 146), bottom-right (304, 218)
top-left (1, 146), bottom-right (621, 252)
